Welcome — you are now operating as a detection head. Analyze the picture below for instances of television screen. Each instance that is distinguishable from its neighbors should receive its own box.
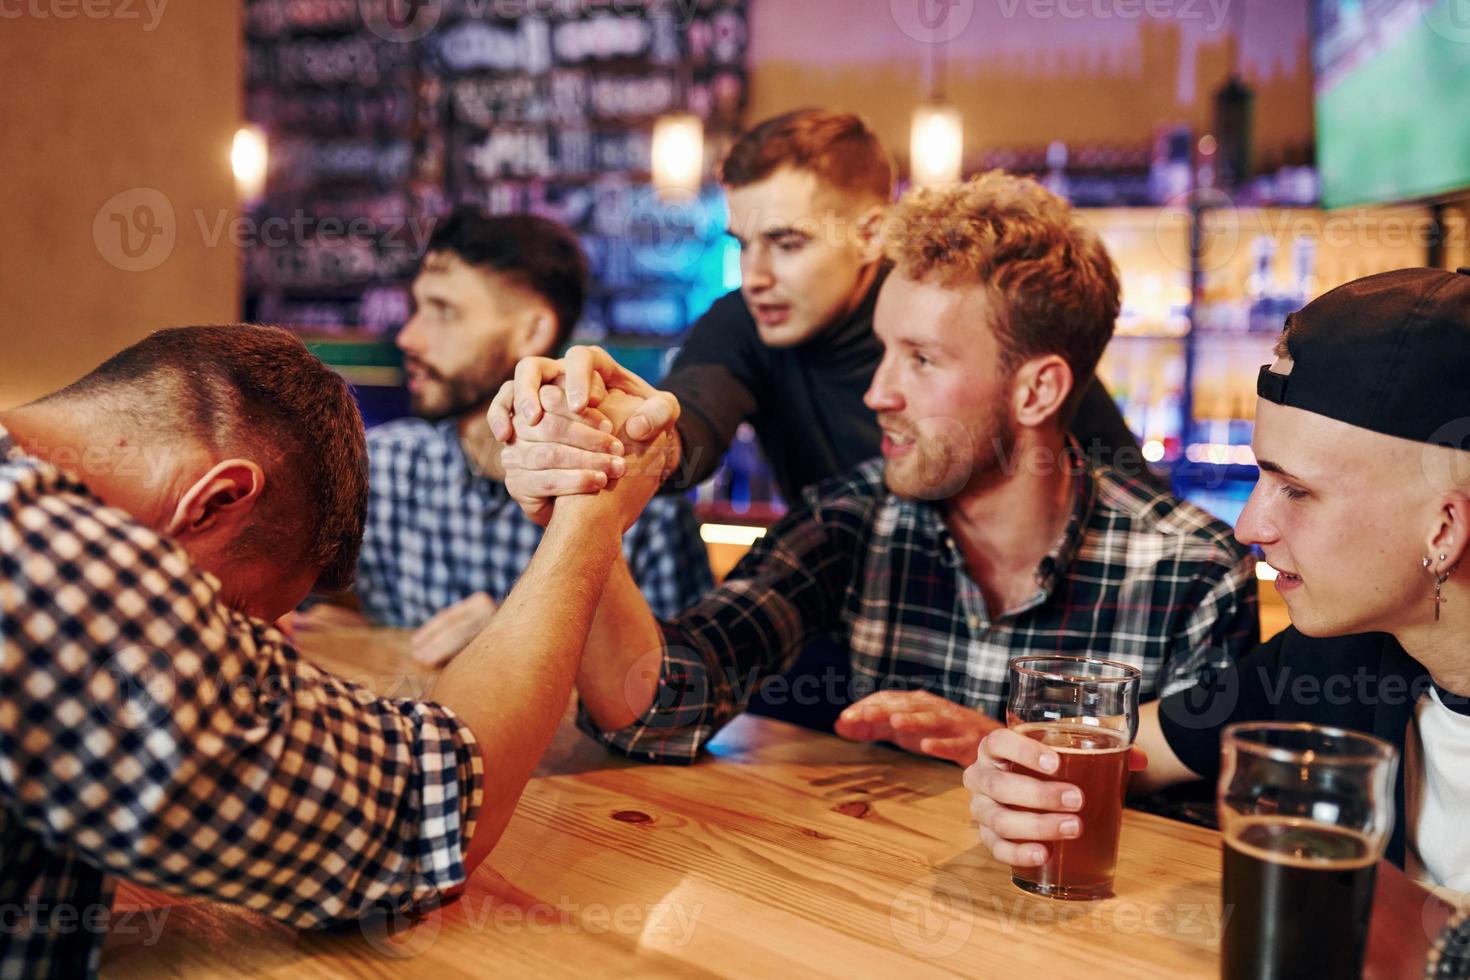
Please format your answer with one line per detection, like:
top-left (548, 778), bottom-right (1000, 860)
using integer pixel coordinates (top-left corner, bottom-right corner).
top-left (1313, 0), bottom-right (1470, 208)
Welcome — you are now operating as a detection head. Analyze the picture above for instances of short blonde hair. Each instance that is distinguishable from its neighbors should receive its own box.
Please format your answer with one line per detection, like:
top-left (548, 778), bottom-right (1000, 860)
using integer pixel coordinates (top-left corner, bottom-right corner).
top-left (884, 171), bottom-right (1121, 423)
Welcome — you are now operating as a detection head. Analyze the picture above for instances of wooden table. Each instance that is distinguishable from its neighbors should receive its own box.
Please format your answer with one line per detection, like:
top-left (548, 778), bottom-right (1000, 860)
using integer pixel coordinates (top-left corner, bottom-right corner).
top-left (102, 626), bottom-right (1459, 978)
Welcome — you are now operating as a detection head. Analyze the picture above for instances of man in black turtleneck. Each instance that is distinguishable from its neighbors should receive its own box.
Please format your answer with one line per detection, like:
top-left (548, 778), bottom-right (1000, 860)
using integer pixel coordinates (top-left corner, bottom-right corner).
top-left (657, 108), bottom-right (1150, 506)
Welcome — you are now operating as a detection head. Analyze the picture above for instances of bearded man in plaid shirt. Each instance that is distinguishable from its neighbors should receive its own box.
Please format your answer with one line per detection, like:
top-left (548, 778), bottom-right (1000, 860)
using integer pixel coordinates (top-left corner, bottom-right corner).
top-left (302, 206), bottom-right (711, 667)
top-left (495, 172), bottom-right (1260, 766)
top-left (0, 325), bottom-right (654, 978)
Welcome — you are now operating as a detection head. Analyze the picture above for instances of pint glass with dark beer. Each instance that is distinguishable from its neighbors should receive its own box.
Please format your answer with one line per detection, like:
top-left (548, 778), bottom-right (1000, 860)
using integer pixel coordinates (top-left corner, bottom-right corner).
top-left (1217, 723), bottom-right (1399, 980)
top-left (1006, 656), bottom-right (1141, 901)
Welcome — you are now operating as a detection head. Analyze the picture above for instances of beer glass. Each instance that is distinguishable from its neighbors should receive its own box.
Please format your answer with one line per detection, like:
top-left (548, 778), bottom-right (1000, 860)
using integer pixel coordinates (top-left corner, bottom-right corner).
top-left (1217, 722), bottom-right (1399, 980)
top-left (1006, 656), bottom-right (1141, 900)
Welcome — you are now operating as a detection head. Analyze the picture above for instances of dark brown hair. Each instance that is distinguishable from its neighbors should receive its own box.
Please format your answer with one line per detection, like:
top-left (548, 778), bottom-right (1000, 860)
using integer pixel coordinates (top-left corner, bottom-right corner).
top-left (718, 108), bottom-right (896, 206)
top-left (426, 206), bottom-right (588, 352)
top-left (1273, 316), bottom-right (1294, 359)
top-left (885, 171), bottom-right (1121, 425)
top-left (50, 324), bottom-right (368, 593)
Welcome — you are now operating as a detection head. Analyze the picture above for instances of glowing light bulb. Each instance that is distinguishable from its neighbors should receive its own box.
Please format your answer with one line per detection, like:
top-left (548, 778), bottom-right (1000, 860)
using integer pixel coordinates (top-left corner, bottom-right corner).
top-left (651, 113), bottom-right (704, 200)
top-left (232, 125), bottom-right (268, 202)
top-left (910, 102), bottom-right (963, 188)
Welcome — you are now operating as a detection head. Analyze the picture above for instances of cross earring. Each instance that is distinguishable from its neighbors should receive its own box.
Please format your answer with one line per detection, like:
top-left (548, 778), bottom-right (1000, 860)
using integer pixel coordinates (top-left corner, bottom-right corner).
top-left (1427, 554), bottom-right (1453, 622)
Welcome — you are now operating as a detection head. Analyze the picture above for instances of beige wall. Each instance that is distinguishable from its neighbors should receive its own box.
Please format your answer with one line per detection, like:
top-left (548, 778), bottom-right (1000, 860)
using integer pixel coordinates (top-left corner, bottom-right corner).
top-left (746, 0), bottom-right (1314, 177)
top-left (0, 2), bottom-right (242, 409)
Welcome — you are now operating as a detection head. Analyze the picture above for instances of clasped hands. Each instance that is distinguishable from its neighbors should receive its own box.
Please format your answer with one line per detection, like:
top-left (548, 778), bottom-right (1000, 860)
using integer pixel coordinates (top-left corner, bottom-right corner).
top-left (490, 346), bottom-right (1000, 766)
top-left (489, 345), bottom-right (682, 531)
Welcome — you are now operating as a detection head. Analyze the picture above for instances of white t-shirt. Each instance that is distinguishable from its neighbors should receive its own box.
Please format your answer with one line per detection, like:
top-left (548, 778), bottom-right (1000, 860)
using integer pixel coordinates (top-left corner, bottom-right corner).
top-left (1405, 684), bottom-right (1470, 894)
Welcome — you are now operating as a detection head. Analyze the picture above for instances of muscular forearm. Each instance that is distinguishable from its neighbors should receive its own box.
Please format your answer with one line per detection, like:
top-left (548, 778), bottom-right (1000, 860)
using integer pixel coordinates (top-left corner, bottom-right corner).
top-left (575, 552), bottom-right (664, 731)
top-left (436, 494), bottom-right (623, 873)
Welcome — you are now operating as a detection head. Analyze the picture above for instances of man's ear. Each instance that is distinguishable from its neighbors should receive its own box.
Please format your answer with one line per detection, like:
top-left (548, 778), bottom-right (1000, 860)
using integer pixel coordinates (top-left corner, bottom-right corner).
top-left (1012, 355), bottom-right (1075, 429)
top-left (1426, 490), bottom-right (1470, 575)
top-left (516, 307), bottom-right (560, 360)
top-left (164, 460), bottom-right (265, 539)
top-left (856, 203), bottom-right (888, 264)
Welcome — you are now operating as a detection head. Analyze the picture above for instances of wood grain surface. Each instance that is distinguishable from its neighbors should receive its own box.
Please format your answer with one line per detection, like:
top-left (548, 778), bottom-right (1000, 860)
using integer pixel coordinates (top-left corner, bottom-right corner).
top-left (100, 624), bottom-right (1458, 978)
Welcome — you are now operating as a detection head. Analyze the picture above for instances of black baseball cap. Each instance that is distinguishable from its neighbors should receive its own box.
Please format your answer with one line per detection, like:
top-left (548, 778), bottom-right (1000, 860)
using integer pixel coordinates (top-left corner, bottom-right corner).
top-left (1258, 267), bottom-right (1470, 448)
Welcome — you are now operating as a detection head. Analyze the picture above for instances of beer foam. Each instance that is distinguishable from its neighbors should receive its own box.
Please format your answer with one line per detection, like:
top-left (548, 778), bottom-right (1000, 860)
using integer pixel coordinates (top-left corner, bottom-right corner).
top-left (1223, 816), bottom-right (1377, 870)
top-left (1013, 722), bottom-right (1130, 754)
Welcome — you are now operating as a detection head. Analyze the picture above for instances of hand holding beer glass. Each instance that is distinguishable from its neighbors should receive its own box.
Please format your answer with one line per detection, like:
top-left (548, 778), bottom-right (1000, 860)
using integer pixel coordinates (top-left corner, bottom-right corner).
top-left (1005, 656), bottom-right (1141, 901)
top-left (1217, 723), bottom-right (1398, 980)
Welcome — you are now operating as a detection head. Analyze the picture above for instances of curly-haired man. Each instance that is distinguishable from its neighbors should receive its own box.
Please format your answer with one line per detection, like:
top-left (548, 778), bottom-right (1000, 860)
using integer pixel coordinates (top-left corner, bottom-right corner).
top-left (495, 172), bottom-right (1261, 767)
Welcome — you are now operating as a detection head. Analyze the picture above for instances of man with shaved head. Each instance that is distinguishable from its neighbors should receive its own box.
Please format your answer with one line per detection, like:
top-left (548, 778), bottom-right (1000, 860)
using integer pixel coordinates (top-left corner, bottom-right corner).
top-left (0, 325), bottom-right (646, 976)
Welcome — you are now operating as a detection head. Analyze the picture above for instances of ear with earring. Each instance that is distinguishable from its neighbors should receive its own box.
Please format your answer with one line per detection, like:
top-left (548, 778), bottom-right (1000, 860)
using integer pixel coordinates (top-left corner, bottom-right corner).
top-left (1425, 553), bottom-right (1458, 622)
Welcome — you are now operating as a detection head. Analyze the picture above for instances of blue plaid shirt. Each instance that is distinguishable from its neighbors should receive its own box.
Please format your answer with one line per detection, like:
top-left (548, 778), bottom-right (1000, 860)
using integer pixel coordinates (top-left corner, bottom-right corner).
top-left (357, 418), bottom-right (713, 627)
top-left (0, 426), bottom-right (483, 979)
top-left (583, 456), bottom-right (1260, 763)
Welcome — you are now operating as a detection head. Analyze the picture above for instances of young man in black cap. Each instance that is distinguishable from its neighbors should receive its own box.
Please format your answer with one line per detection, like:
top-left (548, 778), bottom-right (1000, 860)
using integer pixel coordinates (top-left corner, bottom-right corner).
top-left (965, 267), bottom-right (1470, 892)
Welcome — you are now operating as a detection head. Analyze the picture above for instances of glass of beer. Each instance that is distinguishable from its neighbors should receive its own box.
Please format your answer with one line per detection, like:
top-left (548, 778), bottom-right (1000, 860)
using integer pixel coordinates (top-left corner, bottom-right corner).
top-left (1218, 723), bottom-right (1399, 980)
top-left (1006, 656), bottom-right (1140, 901)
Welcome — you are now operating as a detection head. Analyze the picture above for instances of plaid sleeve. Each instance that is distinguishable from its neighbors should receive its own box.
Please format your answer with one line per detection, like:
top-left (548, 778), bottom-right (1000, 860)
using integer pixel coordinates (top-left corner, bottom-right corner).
top-left (353, 425), bottom-right (410, 625)
top-left (1156, 549), bottom-right (1261, 699)
top-left (579, 499), bottom-right (858, 763)
top-left (622, 496), bottom-right (714, 619)
top-left (0, 460), bottom-right (483, 928)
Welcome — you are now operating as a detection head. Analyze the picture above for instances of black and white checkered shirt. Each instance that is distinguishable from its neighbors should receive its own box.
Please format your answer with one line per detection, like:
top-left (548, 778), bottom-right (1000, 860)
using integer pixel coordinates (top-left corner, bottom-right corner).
top-left (582, 456), bottom-right (1260, 763)
top-left (0, 426), bottom-right (483, 979)
top-left (357, 418), bottom-right (712, 627)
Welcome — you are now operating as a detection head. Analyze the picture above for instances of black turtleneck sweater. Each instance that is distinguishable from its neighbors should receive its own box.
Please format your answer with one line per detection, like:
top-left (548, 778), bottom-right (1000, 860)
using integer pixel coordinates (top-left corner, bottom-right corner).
top-left (662, 267), bottom-right (1152, 505)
